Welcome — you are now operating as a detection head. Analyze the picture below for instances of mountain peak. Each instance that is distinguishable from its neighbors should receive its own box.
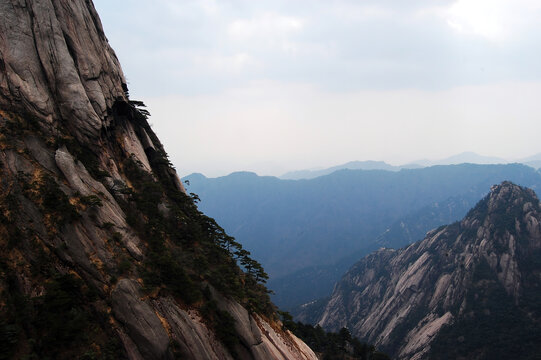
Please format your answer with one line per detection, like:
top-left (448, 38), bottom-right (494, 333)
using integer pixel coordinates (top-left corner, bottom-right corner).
top-left (464, 181), bottom-right (540, 232)
top-left (488, 180), bottom-right (538, 202)
top-left (486, 181), bottom-right (539, 215)
top-left (316, 182), bottom-right (541, 359)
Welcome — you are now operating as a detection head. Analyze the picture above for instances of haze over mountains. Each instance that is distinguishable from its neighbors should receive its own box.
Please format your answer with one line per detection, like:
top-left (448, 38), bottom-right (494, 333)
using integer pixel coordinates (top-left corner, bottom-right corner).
top-left (184, 163), bottom-right (541, 309)
top-left (280, 152), bottom-right (541, 180)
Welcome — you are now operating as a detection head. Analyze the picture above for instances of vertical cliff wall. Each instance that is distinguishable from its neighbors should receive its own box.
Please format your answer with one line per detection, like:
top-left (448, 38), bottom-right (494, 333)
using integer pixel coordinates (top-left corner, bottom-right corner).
top-left (0, 1), bottom-right (318, 359)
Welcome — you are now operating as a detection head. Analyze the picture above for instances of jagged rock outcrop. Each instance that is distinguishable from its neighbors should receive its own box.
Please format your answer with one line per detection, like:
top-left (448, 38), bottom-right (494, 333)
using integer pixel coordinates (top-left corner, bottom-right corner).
top-left (0, 1), bottom-right (317, 359)
top-left (317, 182), bottom-right (541, 359)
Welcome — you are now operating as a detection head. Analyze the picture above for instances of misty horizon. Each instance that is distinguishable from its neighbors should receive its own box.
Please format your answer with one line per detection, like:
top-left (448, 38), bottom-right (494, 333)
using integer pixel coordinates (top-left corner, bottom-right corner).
top-left (93, 0), bottom-right (541, 179)
top-left (180, 150), bottom-right (541, 178)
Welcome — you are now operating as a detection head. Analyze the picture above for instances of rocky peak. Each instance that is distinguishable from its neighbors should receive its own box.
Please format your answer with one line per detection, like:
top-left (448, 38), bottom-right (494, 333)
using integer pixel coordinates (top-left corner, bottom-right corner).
top-left (464, 181), bottom-right (540, 228)
top-left (488, 180), bottom-right (538, 201)
top-left (460, 181), bottom-right (541, 261)
top-left (315, 181), bottom-right (541, 359)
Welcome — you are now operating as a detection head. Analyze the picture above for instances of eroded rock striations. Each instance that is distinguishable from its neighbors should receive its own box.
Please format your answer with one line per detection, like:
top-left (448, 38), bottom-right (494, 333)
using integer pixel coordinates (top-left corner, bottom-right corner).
top-left (317, 182), bottom-right (541, 359)
top-left (0, 1), bottom-right (317, 359)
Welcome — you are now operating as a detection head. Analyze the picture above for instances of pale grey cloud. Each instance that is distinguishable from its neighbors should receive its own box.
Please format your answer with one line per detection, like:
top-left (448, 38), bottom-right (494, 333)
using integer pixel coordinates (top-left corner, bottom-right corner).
top-left (94, 0), bottom-right (541, 96)
top-left (92, 0), bottom-right (541, 176)
top-left (95, 0), bottom-right (541, 95)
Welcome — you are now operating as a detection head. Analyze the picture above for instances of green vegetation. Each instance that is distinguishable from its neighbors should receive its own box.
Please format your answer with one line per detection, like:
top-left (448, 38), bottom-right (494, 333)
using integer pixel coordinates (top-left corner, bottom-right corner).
top-left (120, 146), bottom-right (273, 315)
top-left (280, 312), bottom-right (389, 360)
top-left (430, 254), bottom-right (541, 359)
top-left (0, 110), bottom-right (43, 151)
top-left (56, 136), bottom-right (110, 181)
top-left (17, 172), bottom-right (81, 232)
top-left (0, 265), bottom-right (125, 360)
top-left (0, 191), bottom-right (22, 249)
top-left (108, 101), bottom-right (276, 351)
top-left (79, 194), bottom-right (103, 207)
top-left (201, 287), bottom-right (241, 357)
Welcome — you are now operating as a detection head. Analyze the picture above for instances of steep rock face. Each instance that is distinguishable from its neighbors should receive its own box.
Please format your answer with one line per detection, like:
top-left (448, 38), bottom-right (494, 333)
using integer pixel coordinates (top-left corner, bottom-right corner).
top-left (0, 0), bottom-right (126, 143)
top-left (317, 182), bottom-right (541, 359)
top-left (0, 1), bottom-right (317, 359)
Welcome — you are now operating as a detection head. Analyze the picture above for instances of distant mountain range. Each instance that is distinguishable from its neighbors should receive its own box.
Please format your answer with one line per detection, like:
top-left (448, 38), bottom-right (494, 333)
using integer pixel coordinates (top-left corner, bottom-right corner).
top-left (308, 182), bottom-right (541, 359)
top-left (409, 151), bottom-right (508, 167)
top-left (280, 161), bottom-right (406, 180)
top-left (183, 163), bottom-right (541, 310)
top-left (280, 152), bottom-right (541, 180)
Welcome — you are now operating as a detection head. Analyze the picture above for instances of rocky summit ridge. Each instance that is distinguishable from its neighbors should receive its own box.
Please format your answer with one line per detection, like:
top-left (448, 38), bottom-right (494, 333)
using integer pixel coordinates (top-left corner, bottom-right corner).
top-left (0, 1), bottom-right (317, 359)
top-left (316, 181), bottom-right (541, 359)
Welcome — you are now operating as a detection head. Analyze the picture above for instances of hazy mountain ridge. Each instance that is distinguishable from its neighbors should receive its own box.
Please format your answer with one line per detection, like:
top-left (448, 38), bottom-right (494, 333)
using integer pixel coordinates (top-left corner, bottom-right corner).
top-left (376, 190), bottom-right (487, 249)
top-left (184, 164), bottom-right (541, 309)
top-left (313, 182), bottom-right (541, 359)
top-left (276, 152), bottom-right (541, 181)
top-left (280, 161), bottom-right (402, 180)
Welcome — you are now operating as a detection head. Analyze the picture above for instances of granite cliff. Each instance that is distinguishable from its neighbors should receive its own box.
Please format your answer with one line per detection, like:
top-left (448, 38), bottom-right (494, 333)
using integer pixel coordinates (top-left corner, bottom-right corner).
top-left (316, 182), bottom-right (541, 359)
top-left (0, 1), bottom-right (317, 359)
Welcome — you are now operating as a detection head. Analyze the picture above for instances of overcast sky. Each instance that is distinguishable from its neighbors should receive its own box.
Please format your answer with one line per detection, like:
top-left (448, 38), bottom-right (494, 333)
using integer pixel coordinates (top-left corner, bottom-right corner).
top-left (93, 0), bottom-right (541, 177)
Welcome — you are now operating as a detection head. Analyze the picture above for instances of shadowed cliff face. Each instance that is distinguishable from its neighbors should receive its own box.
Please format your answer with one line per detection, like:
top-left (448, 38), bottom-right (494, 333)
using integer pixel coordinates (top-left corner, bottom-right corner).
top-left (0, 1), bottom-right (317, 359)
top-left (316, 182), bottom-right (541, 360)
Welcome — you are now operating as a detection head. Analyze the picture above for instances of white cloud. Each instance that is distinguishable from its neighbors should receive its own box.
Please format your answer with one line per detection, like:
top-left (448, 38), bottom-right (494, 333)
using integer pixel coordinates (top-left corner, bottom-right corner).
top-left (227, 13), bottom-right (304, 56)
top-left (192, 52), bottom-right (258, 73)
top-left (228, 13), bottom-right (303, 38)
top-left (161, 0), bottom-right (220, 17)
top-left (445, 0), bottom-right (541, 42)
